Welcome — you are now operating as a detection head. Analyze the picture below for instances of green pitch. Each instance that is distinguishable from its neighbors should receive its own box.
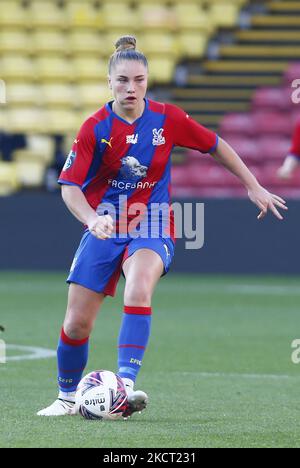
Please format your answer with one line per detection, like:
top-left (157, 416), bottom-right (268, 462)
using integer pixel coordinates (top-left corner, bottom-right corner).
top-left (0, 272), bottom-right (300, 448)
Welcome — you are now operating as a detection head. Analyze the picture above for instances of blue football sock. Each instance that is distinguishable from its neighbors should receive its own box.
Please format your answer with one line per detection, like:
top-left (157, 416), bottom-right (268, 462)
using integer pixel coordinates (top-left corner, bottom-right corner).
top-left (118, 306), bottom-right (152, 383)
top-left (57, 328), bottom-right (89, 393)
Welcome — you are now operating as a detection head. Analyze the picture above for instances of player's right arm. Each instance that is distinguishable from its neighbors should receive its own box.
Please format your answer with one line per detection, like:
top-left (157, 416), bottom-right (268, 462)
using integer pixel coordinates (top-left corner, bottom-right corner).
top-left (58, 117), bottom-right (113, 240)
top-left (61, 185), bottom-right (113, 239)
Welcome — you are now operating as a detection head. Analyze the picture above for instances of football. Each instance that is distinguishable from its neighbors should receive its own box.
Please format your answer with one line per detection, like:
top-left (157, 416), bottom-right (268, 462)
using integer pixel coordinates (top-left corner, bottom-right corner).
top-left (75, 370), bottom-right (128, 420)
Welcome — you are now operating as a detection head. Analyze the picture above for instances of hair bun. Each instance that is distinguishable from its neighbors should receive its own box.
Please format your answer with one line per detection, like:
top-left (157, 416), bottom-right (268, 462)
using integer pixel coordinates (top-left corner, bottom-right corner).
top-left (115, 35), bottom-right (136, 53)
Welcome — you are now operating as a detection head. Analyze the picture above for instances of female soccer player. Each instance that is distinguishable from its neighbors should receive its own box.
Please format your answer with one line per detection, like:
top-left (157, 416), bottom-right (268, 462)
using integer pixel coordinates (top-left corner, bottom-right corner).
top-left (38, 36), bottom-right (287, 417)
top-left (278, 119), bottom-right (300, 179)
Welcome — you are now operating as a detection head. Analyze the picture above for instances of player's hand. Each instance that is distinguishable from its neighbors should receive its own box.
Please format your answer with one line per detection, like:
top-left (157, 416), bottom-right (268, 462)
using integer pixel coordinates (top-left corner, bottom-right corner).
top-left (88, 214), bottom-right (114, 239)
top-left (248, 185), bottom-right (288, 220)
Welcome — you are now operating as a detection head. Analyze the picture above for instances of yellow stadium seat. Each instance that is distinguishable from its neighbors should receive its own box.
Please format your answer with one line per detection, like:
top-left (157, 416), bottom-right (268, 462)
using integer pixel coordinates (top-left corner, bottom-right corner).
top-left (35, 57), bottom-right (74, 82)
top-left (6, 84), bottom-right (41, 107)
top-left (76, 84), bottom-right (112, 108)
top-left (177, 32), bottom-right (208, 59)
top-left (45, 109), bottom-right (78, 134)
top-left (139, 33), bottom-right (178, 58)
top-left (172, 0), bottom-right (243, 4)
top-left (138, 5), bottom-right (177, 31)
top-left (148, 56), bottom-right (175, 84)
top-left (0, 55), bottom-right (36, 81)
top-left (0, 106), bottom-right (8, 132)
top-left (208, 0), bottom-right (246, 4)
top-left (209, 3), bottom-right (239, 28)
top-left (13, 136), bottom-right (54, 165)
top-left (76, 108), bottom-right (101, 127)
top-left (68, 31), bottom-right (105, 55)
top-left (28, 1), bottom-right (65, 29)
top-left (121, 0), bottom-right (177, 3)
top-left (7, 108), bottom-right (47, 133)
top-left (0, 78), bottom-right (5, 100)
top-left (100, 3), bottom-right (139, 31)
top-left (27, 135), bottom-right (55, 164)
top-left (40, 84), bottom-right (75, 108)
top-left (174, 4), bottom-right (212, 33)
top-left (0, 30), bottom-right (32, 54)
top-left (64, 0), bottom-right (97, 5)
top-left (0, 162), bottom-right (20, 195)
top-left (14, 159), bottom-right (46, 188)
top-left (66, 3), bottom-right (99, 29)
top-left (64, 0), bottom-right (96, 2)
top-left (0, 2), bottom-right (28, 28)
top-left (72, 57), bottom-right (108, 82)
top-left (31, 31), bottom-right (68, 55)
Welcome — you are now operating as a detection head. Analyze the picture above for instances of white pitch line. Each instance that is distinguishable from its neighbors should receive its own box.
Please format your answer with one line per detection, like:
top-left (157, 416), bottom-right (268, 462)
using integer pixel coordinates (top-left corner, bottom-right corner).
top-left (2, 348), bottom-right (298, 381)
top-left (5, 345), bottom-right (56, 362)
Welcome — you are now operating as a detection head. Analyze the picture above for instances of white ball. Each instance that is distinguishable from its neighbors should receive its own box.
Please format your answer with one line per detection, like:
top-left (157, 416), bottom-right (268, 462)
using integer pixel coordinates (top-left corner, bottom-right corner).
top-left (75, 370), bottom-right (128, 420)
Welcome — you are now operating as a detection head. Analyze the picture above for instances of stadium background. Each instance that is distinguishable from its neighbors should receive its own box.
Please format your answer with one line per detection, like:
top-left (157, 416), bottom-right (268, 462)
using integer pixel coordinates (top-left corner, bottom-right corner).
top-left (1, 0), bottom-right (300, 449)
top-left (0, 0), bottom-right (300, 273)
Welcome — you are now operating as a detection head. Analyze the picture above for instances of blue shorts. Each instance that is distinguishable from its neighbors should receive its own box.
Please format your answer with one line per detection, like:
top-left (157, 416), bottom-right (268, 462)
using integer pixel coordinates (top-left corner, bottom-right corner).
top-left (67, 231), bottom-right (175, 296)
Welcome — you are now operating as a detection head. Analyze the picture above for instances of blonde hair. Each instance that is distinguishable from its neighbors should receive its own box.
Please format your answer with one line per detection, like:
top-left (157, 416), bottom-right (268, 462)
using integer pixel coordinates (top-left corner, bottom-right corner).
top-left (109, 35), bottom-right (148, 73)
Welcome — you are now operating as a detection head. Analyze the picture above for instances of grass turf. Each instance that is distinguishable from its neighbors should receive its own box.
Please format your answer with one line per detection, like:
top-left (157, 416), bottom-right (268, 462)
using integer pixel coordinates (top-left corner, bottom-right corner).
top-left (0, 272), bottom-right (300, 448)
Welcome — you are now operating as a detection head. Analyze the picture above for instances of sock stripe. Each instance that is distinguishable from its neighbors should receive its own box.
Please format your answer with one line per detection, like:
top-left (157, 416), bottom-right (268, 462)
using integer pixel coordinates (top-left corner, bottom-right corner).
top-left (123, 306), bottom-right (152, 315)
top-left (118, 307), bottom-right (152, 383)
top-left (118, 344), bottom-right (145, 350)
top-left (61, 328), bottom-right (89, 347)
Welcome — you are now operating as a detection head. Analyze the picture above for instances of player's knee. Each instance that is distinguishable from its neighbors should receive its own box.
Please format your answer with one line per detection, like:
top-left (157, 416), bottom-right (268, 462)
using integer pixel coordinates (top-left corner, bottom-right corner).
top-left (63, 317), bottom-right (91, 340)
top-left (124, 280), bottom-right (152, 307)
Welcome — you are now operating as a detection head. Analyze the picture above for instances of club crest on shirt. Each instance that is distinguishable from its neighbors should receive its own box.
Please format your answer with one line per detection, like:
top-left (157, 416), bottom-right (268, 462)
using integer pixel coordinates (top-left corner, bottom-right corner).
top-left (120, 156), bottom-right (148, 179)
top-left (126, 134), bottom-right (139, 144)
top-left (152, 128), bottom-right (165, 146)
top-left (63, 150), bottom-right (76, 171)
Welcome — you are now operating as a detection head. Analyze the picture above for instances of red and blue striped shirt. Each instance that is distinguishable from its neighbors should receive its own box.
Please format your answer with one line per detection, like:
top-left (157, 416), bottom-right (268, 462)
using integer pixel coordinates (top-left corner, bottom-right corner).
top-left (58, 98), bottom-right (218, 239)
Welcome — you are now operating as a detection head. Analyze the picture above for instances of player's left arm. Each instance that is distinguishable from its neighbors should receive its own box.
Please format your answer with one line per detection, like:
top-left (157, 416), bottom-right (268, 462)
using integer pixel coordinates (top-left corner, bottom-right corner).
top-left (167, 103), bottom-right (287, 220)
top-left (278, 120), bottom-right (300, 179)
top-left (277, 155), bottom-right (299, 179)
top-left (211, 137), bottom-right (288, 220)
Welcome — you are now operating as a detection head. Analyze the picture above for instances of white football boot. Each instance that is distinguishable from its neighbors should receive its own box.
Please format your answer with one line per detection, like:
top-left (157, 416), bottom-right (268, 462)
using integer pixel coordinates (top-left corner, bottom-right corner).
top-left (122, 379), bottom-right (148, 419)
top-left (37, 399), bottom-right (76, 416)
top-left (37, 392), bottom-right (76, 416)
